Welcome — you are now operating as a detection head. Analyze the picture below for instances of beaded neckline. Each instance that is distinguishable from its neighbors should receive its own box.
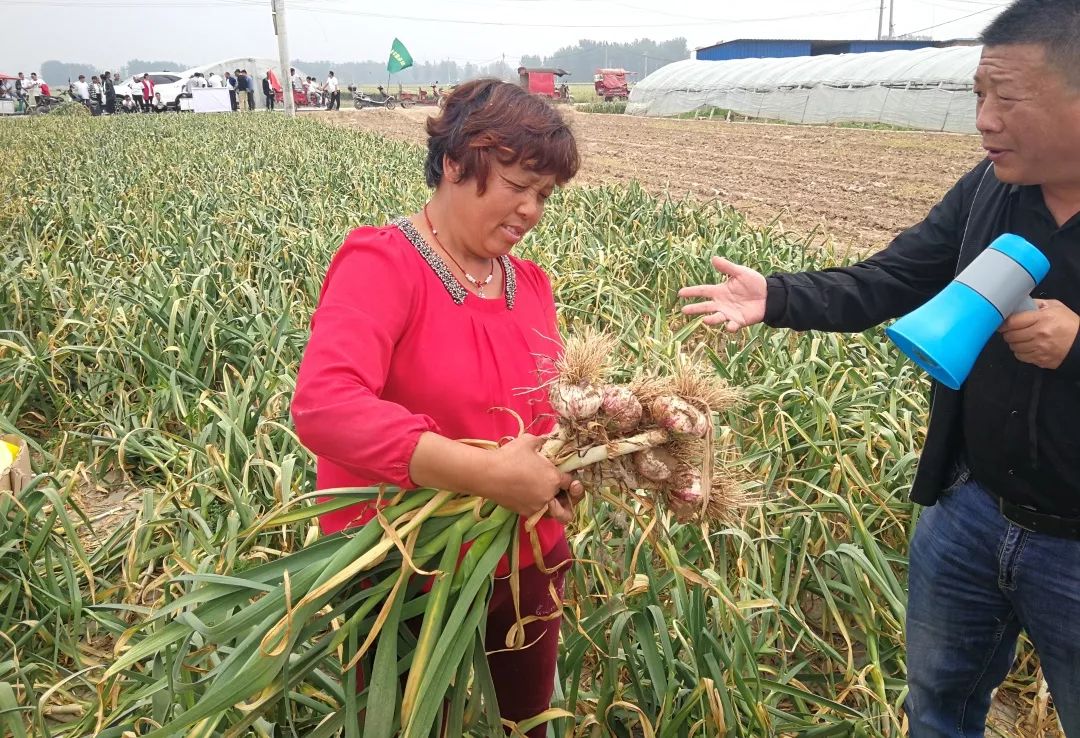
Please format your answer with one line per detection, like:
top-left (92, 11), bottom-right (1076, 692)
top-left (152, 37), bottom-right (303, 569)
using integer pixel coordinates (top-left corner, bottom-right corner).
top-left (393, 216), bottom-right (516, 310)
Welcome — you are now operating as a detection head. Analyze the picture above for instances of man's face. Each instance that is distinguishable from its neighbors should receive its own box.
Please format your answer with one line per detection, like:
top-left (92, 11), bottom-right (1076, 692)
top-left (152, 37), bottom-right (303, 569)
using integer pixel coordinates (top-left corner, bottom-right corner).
top-left (30, 73), bottom-right (37, 80)
top-left (975, 44), bottom-right (1080, 190)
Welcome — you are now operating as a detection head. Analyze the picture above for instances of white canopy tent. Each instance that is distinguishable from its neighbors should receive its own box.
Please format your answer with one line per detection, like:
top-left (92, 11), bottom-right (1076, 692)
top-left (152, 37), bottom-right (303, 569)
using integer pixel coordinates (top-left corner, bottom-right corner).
top-left (189, 57), bottom-right (295, 108)
top-left (627, 45), bottom-right (982, 133)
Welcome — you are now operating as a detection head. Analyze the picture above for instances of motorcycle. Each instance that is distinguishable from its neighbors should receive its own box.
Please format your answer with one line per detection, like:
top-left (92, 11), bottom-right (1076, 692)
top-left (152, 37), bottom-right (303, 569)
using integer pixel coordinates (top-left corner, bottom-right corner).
top-left (348, 85), bottom-right (409, 110)
top-left (27, 93), bottom-right (65, 115)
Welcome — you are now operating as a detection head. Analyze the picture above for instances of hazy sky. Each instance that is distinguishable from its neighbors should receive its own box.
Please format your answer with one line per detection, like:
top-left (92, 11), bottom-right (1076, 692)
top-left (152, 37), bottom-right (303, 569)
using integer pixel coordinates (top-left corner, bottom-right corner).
top-left (3, 0), bottom-right (1008, 74)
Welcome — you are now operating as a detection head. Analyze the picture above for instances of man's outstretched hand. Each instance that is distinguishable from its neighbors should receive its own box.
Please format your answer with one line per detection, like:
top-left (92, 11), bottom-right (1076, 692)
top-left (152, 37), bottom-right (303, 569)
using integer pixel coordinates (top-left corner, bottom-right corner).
top-left (679, 256), bottom-right (768, 332)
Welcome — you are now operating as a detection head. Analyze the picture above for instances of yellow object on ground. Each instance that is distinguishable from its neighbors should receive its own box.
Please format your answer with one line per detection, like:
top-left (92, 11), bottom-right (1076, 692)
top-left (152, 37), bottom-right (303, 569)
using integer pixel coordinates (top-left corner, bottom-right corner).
top-left (0, 441), bottom-right (16, 475)
top-left (0, 435), bottom-right (30, 493)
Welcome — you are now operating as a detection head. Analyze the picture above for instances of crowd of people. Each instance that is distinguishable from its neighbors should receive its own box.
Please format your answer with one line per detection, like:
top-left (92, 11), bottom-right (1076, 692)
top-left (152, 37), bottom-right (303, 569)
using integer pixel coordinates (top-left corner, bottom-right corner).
top-left (2, 66), bottom-right (344, 115)
top-left (0, 71), bottom-right (56, 110)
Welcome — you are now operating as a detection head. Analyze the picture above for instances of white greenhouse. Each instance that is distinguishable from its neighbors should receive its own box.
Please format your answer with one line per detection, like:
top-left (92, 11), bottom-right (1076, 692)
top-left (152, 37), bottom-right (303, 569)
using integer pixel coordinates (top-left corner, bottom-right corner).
top-left (627, 45), bottom-right (982, 133)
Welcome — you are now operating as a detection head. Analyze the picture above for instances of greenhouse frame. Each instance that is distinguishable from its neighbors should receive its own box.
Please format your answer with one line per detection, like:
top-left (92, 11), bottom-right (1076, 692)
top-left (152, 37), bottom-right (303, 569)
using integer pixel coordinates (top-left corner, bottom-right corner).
top-left (627, 44), bottom-right (982, 133)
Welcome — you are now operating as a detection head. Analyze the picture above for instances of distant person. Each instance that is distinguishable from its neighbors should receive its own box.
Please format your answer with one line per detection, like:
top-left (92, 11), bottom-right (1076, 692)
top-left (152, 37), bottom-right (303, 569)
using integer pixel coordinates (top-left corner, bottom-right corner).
top-left (242, 69), bottom-right (255, 110)
top-left (233, 69), bottom-right (246, 111)
top-left (224, 71), bottom-right (237, 111)
top-left (88, 75), bottom-right (103, 114)
top-left (102, 71), bottom-right (116, 114)
top-left (23, 72), bottom-right (40, 108)
top-left (290, 66), bottom-right (303, 92)
top-left (72, 74), bottom-right (89, 106)
top-left (262, 71), bottom-right (275, 111)
top-left (140, 74), bottom-right (154, 112)
top-left (207, 70), bottom-right (222, 88)
top-left (305, 76), bottom-right (320, 106)
top-left (324, 70), bottom-right (339, 110)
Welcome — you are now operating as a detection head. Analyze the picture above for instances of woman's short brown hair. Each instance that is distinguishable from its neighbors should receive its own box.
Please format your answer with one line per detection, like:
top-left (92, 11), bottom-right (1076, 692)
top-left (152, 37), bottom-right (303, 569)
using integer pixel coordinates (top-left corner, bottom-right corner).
top-left (424, 78), bottom-right (579, 193)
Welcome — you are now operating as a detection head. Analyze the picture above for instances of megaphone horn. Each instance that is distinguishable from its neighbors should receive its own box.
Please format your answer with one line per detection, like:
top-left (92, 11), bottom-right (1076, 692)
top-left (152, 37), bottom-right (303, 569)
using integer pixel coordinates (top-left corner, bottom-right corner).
top-left (886, 233), bottom-right (1049, 390)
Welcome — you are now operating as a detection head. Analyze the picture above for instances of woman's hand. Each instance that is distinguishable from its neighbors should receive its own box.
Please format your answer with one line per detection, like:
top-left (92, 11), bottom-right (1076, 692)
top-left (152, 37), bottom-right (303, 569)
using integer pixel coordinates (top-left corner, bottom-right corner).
top-left (478, 435), bottom-right (582, 523)
top-left (409, 432), bottom-right (583, 523)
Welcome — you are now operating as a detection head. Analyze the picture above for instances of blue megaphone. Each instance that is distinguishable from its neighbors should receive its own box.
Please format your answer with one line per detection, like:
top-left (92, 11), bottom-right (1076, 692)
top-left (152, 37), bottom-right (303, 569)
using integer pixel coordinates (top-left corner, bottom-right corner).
top-left (886, 234), bottom-right (1049, 390)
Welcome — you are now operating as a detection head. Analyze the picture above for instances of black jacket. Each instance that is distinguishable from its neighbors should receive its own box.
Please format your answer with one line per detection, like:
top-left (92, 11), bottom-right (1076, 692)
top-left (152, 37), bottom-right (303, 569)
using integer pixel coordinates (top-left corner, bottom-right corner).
top-left (764, 160), bottom-right (1080, 506)
top-left (262, 78), bottom-right (272, 96)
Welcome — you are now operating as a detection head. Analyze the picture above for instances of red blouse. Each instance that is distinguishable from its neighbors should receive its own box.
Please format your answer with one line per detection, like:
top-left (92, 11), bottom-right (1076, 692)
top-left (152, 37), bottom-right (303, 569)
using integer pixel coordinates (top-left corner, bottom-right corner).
top-left (292, 219), bottom-right (565, 573)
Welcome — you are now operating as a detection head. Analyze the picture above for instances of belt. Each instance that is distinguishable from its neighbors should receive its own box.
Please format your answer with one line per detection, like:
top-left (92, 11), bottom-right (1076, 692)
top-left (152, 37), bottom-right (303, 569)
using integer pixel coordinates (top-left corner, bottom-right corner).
top-left (997, 495), bottom-right (1080, 540)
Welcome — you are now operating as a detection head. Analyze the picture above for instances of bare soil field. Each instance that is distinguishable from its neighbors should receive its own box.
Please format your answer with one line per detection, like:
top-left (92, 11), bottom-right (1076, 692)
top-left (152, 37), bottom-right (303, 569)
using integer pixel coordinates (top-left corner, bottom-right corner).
top-left (312, 107), bottom-right (984, 252)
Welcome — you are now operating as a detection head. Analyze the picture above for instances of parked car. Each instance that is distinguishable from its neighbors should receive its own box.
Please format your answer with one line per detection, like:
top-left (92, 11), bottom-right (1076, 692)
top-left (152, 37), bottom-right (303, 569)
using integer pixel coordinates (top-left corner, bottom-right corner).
top-left (114, 71), bottom-right (190, 110)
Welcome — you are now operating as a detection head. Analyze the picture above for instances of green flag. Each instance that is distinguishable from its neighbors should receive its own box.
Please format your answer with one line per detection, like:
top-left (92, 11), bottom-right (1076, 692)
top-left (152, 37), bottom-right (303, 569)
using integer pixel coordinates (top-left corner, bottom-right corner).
top-left (387, 38), bottom-right (414, 74)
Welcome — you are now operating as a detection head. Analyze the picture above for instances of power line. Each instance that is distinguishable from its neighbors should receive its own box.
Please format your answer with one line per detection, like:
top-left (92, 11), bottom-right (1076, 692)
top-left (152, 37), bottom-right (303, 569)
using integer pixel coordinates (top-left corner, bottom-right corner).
top-left (898, 4), bottom-right (1000, 36)
top-left (203, 1), bottom-right (888, 29)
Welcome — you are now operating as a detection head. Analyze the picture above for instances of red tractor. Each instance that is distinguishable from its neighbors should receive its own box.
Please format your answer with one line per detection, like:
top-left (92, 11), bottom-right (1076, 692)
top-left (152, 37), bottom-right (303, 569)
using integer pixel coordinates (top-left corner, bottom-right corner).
top-left (517, 67), bottom-right (573, 102)
top-left (593, 68), bottom-right (633, 102)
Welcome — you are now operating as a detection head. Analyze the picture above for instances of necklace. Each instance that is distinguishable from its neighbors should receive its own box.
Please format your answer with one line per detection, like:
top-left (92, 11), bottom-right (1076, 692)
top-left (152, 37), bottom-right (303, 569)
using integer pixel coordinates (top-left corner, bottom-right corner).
top-left (422, 204), bottom-right (496, 297)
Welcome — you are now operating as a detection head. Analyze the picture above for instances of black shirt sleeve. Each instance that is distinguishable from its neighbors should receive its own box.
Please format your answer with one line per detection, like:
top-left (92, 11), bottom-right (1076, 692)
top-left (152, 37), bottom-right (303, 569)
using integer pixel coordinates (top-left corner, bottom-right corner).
top-left (764, 160), bottom-right (992, 333)
top-left (1056, 328), bottom-right (1080, 378)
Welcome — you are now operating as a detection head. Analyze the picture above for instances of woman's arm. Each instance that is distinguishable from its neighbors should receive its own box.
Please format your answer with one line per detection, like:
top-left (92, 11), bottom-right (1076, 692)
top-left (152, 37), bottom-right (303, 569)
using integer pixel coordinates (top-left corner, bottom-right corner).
top-left (410, 432), bottom-right (577, 522)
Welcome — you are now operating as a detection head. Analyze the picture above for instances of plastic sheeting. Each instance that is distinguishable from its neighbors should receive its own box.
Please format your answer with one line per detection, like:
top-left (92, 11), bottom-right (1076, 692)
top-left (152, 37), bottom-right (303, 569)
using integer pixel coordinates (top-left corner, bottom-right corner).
top-left (627, 45), bottom-right (982, 133)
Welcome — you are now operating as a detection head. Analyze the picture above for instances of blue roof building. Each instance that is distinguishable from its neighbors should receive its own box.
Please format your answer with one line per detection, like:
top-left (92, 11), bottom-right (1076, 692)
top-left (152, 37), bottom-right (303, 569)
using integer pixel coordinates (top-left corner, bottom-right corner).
top-left (695, 38), bottom-right (975, 62)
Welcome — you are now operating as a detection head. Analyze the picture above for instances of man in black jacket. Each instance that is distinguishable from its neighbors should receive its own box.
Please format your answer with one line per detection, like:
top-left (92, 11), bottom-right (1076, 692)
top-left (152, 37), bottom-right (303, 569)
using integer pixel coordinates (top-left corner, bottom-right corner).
top-left (101, 71), bottom-right (116, 115)
top-left (262, 71), bottom-right (275, 111)
top-left (681, 1), bottom-right (1080, 735)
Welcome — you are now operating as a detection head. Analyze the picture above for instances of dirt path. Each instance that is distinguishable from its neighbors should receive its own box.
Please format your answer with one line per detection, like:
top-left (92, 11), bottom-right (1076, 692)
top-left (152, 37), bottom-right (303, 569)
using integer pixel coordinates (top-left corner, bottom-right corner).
top-left (312, 108), bottom-right (984, 251)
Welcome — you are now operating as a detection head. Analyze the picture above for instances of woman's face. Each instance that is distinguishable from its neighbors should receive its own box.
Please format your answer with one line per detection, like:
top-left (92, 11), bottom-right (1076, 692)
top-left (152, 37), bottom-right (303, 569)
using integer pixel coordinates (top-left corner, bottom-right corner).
top-left (447, 158), bottom-right (556, 259)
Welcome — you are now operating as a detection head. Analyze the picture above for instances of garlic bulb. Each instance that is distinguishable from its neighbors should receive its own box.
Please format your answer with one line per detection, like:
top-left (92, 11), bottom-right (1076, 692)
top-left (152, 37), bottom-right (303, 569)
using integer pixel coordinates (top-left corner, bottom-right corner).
top-left (667, 466), bottom-right (703, 521)
top-left (649, 396), bottom-right (709, 438)
top-left (601, 385), bottom-right (643, 433)
top-left (632, 447), bottom-right (677, 483)
top-left (549, 381), bottom-right (603, 420)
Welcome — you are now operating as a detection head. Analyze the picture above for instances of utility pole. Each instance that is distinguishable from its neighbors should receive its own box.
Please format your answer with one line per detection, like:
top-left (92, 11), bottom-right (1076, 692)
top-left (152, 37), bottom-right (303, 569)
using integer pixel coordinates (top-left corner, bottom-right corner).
top-left (643, 53), bottom-right (648, 77)
top-left (877, 0), bottom-right (885, 40)
top-left (271, 0), bottom-right (295, 116)
top-left (888, 0), bottom-right (895, 39)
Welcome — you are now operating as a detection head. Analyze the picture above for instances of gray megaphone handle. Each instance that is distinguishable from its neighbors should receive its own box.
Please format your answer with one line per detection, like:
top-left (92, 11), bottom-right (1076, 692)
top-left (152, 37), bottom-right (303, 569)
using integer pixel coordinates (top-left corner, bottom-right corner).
top-left (1014, 296), bottom-right (1037, 314)
top-left (956, 250), bottom-right (1040, 318)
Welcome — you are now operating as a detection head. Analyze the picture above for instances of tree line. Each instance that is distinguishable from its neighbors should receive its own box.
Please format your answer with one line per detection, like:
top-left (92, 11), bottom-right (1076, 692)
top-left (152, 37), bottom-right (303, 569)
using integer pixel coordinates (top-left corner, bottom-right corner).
top-left (520, 38), bottom-right (690, 83)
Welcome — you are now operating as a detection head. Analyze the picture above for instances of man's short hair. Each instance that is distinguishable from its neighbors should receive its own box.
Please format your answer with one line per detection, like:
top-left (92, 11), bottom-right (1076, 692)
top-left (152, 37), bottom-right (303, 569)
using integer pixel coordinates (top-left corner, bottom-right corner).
top-left (78, 74), bottom-right (85, 79)
top-left (981, 0), bottom-right (1080, 89)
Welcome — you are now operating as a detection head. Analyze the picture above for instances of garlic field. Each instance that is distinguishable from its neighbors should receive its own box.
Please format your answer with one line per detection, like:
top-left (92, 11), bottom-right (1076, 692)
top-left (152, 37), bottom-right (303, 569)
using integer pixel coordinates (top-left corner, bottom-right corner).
top-left (0, 115), bottom-right (1048, 737)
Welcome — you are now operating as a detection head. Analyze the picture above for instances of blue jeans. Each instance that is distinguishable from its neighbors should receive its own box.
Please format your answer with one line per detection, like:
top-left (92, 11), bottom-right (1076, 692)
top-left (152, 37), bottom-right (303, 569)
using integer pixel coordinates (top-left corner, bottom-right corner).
top-left (906, 480), bottom-right (1080, 736)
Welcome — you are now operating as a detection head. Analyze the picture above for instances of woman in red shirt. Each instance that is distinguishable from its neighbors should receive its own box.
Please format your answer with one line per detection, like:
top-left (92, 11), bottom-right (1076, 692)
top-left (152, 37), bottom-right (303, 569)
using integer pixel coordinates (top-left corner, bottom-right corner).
top-left (292, 79), bottom-right (581, 734)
